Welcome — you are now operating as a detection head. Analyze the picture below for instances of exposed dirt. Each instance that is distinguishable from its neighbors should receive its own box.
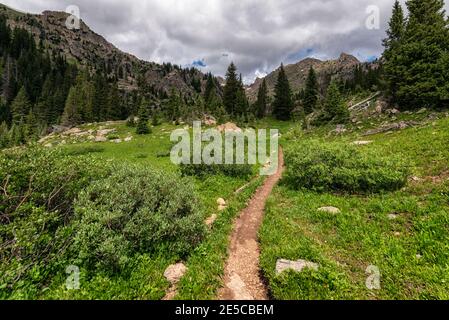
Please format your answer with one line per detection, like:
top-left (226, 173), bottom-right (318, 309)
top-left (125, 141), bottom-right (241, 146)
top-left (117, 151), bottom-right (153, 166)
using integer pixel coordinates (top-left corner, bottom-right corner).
top-left (218, 148), bottom-right (285, 300)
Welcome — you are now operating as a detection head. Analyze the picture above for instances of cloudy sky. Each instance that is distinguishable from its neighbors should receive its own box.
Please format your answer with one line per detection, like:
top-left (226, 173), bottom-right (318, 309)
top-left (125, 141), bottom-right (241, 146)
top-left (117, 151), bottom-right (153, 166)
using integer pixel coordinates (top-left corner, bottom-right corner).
top-left (2, 0), bottom-right (448, 83)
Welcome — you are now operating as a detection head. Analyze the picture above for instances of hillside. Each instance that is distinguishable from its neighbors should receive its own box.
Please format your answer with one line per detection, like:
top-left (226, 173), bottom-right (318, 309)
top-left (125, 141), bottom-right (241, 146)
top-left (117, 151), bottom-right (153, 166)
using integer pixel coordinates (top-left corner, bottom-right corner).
top-left (247, 53), bottom-right (366, 101)
top-left (0, 4), bottom-right (206, 96)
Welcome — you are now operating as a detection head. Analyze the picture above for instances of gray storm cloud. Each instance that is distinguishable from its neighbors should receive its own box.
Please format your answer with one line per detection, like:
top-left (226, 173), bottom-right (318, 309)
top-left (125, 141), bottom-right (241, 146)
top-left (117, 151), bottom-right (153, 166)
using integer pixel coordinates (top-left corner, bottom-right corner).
top-left (2, 0), bottom-right (448, 83)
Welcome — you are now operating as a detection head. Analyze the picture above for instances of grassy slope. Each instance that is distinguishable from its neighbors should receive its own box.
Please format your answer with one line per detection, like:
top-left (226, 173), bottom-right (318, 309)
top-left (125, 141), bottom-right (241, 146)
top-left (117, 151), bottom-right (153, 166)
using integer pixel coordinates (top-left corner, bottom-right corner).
top-left (260, 111), bottom-right (449, 300)
top-left (23, 122), bottom-right (260, 300)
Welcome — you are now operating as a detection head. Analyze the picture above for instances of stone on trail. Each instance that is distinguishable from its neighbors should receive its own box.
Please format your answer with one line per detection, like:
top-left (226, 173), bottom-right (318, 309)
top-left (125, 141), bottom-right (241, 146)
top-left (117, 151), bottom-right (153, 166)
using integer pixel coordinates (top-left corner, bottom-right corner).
top-left (318, 206), bottom-right (341, 214)
top-left (276, 259), bottom-right (319, 275)
top-left (164, 263), bottom-right (187, 285)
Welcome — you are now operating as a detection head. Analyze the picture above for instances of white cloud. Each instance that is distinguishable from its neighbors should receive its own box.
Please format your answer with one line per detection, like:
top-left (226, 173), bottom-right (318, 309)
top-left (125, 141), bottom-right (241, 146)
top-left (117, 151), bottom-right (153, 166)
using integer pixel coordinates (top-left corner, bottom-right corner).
top-left (2, 0), bottom-right (448, 83)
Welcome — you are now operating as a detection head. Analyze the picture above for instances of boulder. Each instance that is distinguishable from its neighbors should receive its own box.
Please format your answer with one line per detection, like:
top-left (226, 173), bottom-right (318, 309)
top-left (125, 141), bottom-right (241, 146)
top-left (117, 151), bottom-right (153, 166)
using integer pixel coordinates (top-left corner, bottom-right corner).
top-left (97, 129), bottom-right (116, 136)
top-left (164, 263), bottom-right (187, 285)
top-left (276, 259), bottom-right (319, 275)
top-left (95, 136), bottom-right (108, 142)
top-left (217, 122), bottom-right (242, 133)
top-left (203, 115), bottom-right (217, 126)
top-left (318, 206), bottom-right (341, 214)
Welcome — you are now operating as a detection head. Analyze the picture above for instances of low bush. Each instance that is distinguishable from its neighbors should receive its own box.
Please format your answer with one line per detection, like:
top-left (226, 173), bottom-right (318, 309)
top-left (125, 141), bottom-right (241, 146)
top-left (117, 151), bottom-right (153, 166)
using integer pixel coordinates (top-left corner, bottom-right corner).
top-left (180, 162), bottom-right (253, 178)
top-left (284, 140), bottom-right (409, 193)
top-left (71, 165), bottom-right (206, 272)
top-left (0, 147), bottom-right (111, 295)
top-left (64, 145), bottom-right (105, 156)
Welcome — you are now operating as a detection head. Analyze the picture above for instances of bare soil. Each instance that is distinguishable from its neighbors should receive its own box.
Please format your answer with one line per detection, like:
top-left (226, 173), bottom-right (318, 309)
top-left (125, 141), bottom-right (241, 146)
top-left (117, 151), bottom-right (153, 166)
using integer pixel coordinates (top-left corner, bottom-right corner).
top-left (218, 148), bottom-right (285, 300)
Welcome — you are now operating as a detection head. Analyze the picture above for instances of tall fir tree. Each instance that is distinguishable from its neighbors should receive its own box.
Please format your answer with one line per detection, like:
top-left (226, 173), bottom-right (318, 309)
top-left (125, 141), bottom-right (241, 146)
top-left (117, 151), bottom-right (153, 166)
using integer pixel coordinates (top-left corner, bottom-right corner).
top-left (391, 0), bottom-right (449, 108)
top-left (61, 86), bottom-right (82, 126)
top-left (323, 80), bottom-right (349, 123)
top-left (136, 99), bottom-right (151, 135)
top-left (303, 66), bottom-right (319, 114)
top-left (255, 79), bottom-right (268, 119)
top-left (11, 86), bottom-right (31, 124)
top-left (223, 62), bottom-right (239, 117)
top-left (0, 121), bottom-right (9, 148)
top-left (383, 0), bottom-right (406, 103)
top-left (272, 64), bottom-right (294, 121)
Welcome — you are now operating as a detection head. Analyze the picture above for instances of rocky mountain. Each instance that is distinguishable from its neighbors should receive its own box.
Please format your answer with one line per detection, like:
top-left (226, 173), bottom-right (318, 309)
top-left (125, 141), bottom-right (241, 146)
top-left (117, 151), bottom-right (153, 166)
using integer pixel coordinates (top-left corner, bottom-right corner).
top-left (0, 4), bottom-right (206, 96)
top-left (247, 53), bottom-right (362, 101)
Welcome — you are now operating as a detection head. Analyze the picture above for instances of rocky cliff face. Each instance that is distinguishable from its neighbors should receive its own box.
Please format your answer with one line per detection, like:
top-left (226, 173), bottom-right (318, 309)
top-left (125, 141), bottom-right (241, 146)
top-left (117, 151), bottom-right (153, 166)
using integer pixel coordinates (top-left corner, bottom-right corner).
top-left (247, 53), bottom-right (362, 101)
top-left (0, 4), bottom-right (205, 96)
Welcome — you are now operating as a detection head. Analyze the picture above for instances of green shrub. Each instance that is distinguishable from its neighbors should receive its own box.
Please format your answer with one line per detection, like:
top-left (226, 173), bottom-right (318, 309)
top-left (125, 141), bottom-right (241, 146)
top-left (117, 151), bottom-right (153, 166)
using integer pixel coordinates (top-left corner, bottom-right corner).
top-left (284, 140), bottom-right (409, 193)
top-left (64, 145), bottom-right (105, 156)
top-left (71, 165), bottom-right (206, 272)
top-left (180, 162), bottom-right (253, 178)
top-left (0, 147), bottom-right (111, 294)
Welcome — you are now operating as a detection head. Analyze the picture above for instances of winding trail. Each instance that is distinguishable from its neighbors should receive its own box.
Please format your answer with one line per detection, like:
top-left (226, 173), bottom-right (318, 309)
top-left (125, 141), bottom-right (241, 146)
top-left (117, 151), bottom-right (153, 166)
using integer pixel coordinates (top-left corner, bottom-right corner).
top-left (218, 148), bottom-right (285, 300)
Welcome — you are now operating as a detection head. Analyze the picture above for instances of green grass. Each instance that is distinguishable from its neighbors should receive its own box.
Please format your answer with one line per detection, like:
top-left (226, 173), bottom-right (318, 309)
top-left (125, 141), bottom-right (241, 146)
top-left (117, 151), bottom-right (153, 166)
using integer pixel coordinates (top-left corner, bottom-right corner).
top-left (12, 121), bottom-right (264, 300)
top-left (260, 113), bottom-right (449, 300)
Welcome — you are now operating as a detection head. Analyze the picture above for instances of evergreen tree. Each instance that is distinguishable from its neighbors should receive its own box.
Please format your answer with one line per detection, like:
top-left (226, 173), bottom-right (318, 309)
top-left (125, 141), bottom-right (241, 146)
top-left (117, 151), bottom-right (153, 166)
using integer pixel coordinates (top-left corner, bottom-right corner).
top-left (255, 79), bottom-right (268, 119)
top-left (136, 100), bottom-right (151, 135)
top-left (303, 66), bottom-right (319, 114)
top-left (223, 62), bottom-right (239, 116)
top-left (390, 0), bottom-right (449, 109)
top-left (383, 0), bottom-right (406, 102)
top-left (167, 90), bottom-right (181, 122)
top-left (323, 80), bottom-right (349, 123)
top-left (11, 87), bottom-right (31, 124)
top-left (235, 74), bottom-right (248, 118)
top-left (61, 86), bottom-right (82, 126)
top-left (0, 121), bottom-right (9, 148)
top-left (272, 64), bottom-right (294, 121)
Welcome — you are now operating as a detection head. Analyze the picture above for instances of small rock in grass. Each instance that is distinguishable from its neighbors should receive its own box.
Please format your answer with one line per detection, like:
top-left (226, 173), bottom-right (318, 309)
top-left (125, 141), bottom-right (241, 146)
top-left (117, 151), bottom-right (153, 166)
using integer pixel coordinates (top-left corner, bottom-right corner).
top-left (217, 198), bottom-right (227, 211)
top-left (276, 259), bottom-right (319, 275)
top-left (416, 108), bottom-right (427, 114)
top-left (394, 232), bottom-right (401, 237)
top-left (352, 140), bottom-right (372, 146)
top-left (164, 263), bottom-right (187, 285)
top-left (124, 136), bottom-right (133, 142)
top-left (387, 214), bottom-right (398, 220)
top-left (113, 139), bottom-right (122, 143)
top-left (205, 214), bottom-right (218, 227)
top-left (44, 143), bottom-right (52, 148)
top-left (318, 206), bottom-right (341, 214)
top-left (95, 136), bottom-right (107, 142)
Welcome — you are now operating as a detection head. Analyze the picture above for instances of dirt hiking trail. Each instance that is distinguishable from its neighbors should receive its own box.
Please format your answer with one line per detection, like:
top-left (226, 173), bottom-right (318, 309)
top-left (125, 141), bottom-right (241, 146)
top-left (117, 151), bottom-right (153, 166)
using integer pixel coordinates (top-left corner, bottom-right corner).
top-left (218, 148), bottom-right (285, 300)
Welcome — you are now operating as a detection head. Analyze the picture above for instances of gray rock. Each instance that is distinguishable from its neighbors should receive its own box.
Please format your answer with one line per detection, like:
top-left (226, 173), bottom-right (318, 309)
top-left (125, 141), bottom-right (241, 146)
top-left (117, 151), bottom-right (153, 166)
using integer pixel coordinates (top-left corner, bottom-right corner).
top-left (95, 136), bottom-right (107, 142)
top-left (276, 259), bottom-right (319, 275)
top-left (164, 263), bottom-right (187, 285)
top-left (318, 206), bottom-right (341, 214)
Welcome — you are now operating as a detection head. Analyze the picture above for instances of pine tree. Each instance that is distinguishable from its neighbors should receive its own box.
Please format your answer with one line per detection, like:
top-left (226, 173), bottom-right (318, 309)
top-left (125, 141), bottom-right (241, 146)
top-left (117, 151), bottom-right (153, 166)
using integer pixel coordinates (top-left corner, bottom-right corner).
top-left (323, 80), bottom-right (349, 123)
top-left (272, 64), bottom-right (294, 121)
top-left (61, 86), bottom-right (82, 126)
top-left (136, 100), bottom-right (151, 135)
top-left (392, 0), bottom-right (449, 109)
top-left (0, 121), bottom-right (9, 148)
top-left (255, 79), bottom-right (268, 119)
top-left (235, 74), bottom-right (248, 118)
top-left (383, 0), bottom-right (406, 102)
top-left (303, 66), bottom-right (319, 114)
top-left (11, 87), bottom-right (31, 124)
top-left (167, 89), bottom-right (181, 122)
top-left (223, 62), bottom-right (239, 116)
